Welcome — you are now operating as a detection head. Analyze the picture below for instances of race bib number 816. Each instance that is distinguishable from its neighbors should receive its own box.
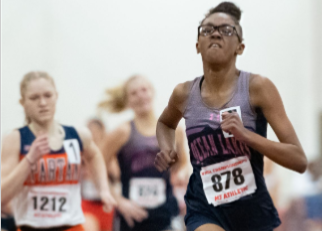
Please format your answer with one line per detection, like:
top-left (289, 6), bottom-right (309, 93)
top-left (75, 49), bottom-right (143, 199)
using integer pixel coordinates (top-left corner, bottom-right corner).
top-left (200, 156), bottom-right (257, 206)
top-left (129, 178), bottom-right (166, 209)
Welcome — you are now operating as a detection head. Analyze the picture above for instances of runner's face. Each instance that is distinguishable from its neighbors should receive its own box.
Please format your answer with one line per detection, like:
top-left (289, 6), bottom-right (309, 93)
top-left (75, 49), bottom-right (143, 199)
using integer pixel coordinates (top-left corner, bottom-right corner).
top-left (126, 78), bottom-right (154, 116)
top-left (21, 78), bottom-right (57, 124)
top-left (196, 13), bottom-right (243, 65)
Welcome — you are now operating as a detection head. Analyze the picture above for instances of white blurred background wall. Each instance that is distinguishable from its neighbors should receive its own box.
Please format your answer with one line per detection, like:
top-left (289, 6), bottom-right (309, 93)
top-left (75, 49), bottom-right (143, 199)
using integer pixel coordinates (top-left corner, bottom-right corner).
top-left (2, 0), bottom-right (322, 207)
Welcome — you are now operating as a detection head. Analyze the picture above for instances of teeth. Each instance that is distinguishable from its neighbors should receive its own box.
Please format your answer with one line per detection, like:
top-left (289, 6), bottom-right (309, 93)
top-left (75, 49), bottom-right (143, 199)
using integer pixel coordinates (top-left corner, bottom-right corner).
top-left (212, 44), bottom-right (219, 47)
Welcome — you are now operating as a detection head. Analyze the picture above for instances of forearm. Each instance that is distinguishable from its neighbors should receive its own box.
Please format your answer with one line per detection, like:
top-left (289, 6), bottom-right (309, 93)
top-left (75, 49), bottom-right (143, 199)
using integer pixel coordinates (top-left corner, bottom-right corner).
top-left (109, 181), bottom-right (125, 208)
top-left (156, 121), bottom-right (176, 151)
top-left (1, 158), bottom-right (31, 205)
top-left (86, 153), bottom-right (110, 194)
top-left (244, 130), bottom-right (307, 173)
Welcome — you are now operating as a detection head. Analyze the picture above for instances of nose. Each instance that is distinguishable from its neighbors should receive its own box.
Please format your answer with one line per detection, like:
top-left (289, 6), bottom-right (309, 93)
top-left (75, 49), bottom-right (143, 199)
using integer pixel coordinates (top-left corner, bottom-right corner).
top-left (210, 27), bottom-right (222, 39)
top-left (39, 96), bottom-right (47, 106)
top-left (137, 90), bottom-right (146, 98)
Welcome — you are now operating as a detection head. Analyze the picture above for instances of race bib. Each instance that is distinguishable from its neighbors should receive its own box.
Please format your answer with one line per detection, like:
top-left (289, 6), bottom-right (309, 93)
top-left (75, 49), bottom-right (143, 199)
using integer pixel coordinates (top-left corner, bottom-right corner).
top-left (129, 178), bottom-right (166, 208)
top-left (63, 139), bottom-right (81, 164)
top-left (200, 156), bottom-right (257, 206)
top-left (27, 188), bottom-right (70, 219)
top-left (220, 106), bottom-right (242, 138)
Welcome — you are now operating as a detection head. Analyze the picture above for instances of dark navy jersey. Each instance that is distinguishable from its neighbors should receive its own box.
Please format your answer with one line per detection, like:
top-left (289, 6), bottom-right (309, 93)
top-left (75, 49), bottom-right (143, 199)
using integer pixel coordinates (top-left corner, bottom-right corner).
top-left (116, 121), bottom-right (178, 231)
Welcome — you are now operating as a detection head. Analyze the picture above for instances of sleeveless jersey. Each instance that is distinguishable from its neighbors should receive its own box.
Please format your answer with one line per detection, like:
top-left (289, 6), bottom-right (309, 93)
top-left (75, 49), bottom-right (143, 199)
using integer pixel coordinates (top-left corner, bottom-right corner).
top-left (183, 71), bottom-right (280, 228)
top-left (12, 125), bottom-right (85, 228)
top-left (117, 121), bottom-right (178, 230)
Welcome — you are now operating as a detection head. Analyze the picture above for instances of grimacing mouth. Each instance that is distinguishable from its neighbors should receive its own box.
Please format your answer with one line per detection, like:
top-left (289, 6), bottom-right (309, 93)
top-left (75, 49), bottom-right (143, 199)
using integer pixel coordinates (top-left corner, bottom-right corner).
top-left (209, 43), bottom-right (222, 48)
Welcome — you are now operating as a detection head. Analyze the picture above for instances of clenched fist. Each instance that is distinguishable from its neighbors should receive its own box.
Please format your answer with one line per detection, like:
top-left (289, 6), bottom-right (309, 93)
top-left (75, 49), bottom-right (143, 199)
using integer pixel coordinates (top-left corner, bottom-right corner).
top-left (154, 150), bottom-right (178, 172)
top-left (26, 134), bottom-right (50, 164)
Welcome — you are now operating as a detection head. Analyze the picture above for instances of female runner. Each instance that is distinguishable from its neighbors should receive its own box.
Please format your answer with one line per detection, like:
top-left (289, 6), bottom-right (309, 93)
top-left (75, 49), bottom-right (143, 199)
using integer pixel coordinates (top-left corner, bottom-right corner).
top-left (154, 2), bottom-right (307, 231)
top-left (99, 75), bottom-right (189, 231)
top-left (1, 71), bottom-right (116, 231)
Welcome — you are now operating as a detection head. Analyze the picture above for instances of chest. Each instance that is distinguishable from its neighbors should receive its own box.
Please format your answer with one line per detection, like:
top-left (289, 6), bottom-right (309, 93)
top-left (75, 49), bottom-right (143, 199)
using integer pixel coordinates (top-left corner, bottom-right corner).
top-left (118, 137), bottom-right (160, 173)
top-left (201, 87), bottom-right (236, 109)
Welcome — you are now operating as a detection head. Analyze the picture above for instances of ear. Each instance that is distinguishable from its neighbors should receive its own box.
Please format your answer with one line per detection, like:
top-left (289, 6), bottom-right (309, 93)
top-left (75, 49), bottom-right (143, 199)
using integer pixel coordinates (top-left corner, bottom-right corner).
top-left (196, 42), bottom-right (201, 54)
top-left (236, 43), bottom-right (245, 55)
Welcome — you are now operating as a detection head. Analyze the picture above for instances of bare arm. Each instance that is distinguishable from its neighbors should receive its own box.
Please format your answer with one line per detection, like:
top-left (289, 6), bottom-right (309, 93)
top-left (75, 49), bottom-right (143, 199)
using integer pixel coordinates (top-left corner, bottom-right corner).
top-left (101, 123), bottom-right (130, 204)
top-left (1, 131), bottom-right (28, 205)
top-left (221, 75), bottom-right (307, 173)
top-left (101, 123), bottom-right (148, 227)
top-left (77, 127), bottom-right (116, 211)
top-left (1, 131), bottom-right (49, 205)
top-left (249, 75), bottom-right (307, 172)
top-left (155, 81), bottom-right (192, 172)
top-left (170, 124), bottom-right (192, 186)
top-left (171, 125), bottom-right (189, 173)
top-left (101, 123), bottom-right (130, 169)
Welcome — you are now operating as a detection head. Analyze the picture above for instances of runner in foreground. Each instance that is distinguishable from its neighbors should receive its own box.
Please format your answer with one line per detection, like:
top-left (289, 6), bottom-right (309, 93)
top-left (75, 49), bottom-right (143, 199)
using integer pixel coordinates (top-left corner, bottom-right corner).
top-left (154, 2), bottom-right (307, 231)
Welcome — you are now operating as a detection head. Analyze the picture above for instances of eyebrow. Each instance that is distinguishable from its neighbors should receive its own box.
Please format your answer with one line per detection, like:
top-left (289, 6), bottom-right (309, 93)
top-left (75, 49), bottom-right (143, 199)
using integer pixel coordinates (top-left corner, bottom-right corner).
top-left (201, 23), bottom-right (234, 27)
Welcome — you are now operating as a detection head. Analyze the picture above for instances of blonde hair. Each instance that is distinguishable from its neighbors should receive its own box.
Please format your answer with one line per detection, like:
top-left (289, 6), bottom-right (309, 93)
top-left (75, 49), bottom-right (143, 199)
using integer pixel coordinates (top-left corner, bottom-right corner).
top-left (98, 75), bottom-right (153, 113)
top-left (20, 71), bottom-right (56, 124)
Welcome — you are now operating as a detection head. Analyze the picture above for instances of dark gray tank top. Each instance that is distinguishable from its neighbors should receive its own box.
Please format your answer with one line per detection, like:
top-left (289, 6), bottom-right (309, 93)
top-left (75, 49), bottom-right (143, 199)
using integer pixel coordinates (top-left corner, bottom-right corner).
top-left (183, 71), bottom-right (274, 208)
top-left (184, 71), bottom-right (267, 167)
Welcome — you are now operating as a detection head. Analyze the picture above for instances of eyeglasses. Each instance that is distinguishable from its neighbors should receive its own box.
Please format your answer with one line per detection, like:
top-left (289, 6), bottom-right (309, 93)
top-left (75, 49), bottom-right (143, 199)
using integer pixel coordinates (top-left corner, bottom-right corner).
top-left (198, 24), bottom-right (242, 42)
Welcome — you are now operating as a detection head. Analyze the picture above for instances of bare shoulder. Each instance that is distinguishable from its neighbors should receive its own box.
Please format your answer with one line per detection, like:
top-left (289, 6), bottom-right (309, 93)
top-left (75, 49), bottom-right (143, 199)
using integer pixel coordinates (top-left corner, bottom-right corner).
top-left (249, 74), bottom-right (278, 108)
top-left (106, 121), bottom-right (131, 147)
top-left (3, 129), bottom-right (20, 143)
top-left (249, 74), bottom-right (274, 92)
top-left (75, 126), bottom-right (92, 149)
top-left (172, 81), bottom-right (193, 103)
top-left (2, 130), bottom-right (20, 154)
top-left (1, 130), bottom-right (21, 174)
top-left (170, 80), bottom-right (194, 113)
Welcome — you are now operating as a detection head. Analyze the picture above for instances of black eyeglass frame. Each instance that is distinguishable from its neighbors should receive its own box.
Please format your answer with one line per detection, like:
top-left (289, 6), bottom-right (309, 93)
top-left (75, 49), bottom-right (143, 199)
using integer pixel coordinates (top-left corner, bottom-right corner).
top-left (198, 24), bottom-right (242, 42)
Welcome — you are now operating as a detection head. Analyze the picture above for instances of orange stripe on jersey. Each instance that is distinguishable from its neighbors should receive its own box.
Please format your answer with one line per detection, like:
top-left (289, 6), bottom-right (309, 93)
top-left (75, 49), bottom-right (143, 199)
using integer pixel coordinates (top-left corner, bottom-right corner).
top-left (17, 224), bottom-right (85, 231)
top-left (21, 153), bottom-right (82, 186)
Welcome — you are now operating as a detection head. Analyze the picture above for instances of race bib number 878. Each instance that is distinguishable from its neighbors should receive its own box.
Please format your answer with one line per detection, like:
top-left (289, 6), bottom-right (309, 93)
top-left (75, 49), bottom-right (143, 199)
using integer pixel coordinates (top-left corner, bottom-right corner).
top-left (200, 156), bottom-right (257, 206)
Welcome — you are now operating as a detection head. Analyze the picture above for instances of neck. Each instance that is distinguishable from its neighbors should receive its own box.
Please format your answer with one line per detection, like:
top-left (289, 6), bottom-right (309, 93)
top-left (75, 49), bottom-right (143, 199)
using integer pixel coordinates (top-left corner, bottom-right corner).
top-left (134, 110), bottom-right (157, 128)
top-left (202, 60), bottom-right (239, 93)
top-left (29, 120), bottom-right (56, 135)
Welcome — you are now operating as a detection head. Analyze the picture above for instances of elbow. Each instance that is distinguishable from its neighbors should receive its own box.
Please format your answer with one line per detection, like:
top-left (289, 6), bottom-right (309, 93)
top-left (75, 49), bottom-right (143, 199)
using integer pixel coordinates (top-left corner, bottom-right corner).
top-left (1, 199), bottom-right (9, 207)
top-left (1, 192), bottom-right (10, 207)
top-left (157, 116), bottom-right (178, 130)
top-left (296, 156), bottom-right (308, 174)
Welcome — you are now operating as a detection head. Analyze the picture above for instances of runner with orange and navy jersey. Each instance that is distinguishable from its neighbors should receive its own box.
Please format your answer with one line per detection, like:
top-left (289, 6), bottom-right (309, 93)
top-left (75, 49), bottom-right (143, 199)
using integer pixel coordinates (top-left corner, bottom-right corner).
top-left (1, 71), bottom-right (116, 231)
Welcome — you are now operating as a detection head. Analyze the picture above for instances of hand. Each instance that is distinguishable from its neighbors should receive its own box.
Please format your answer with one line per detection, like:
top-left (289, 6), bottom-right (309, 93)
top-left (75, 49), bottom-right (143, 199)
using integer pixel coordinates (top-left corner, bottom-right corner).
top-left (100, 190), bottom-right (117, 213)
top-left (154, 150), bottom-right (178, 172)
top-left (117, 197), bottom-right (148, 228)
top-left (220, 112), bottom-right (250, 141)
top-left (26, 133), bottom-right (50, 164)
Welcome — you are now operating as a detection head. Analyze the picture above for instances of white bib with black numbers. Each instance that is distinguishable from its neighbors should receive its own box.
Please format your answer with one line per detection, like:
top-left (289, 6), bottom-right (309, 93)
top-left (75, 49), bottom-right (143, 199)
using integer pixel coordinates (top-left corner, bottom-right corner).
top-left (129, 178), bottom-right (166, 208)
top-left (200, 156), bottom-right (257, 207)
top-left (27, 186), bottom-right (71, 221)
